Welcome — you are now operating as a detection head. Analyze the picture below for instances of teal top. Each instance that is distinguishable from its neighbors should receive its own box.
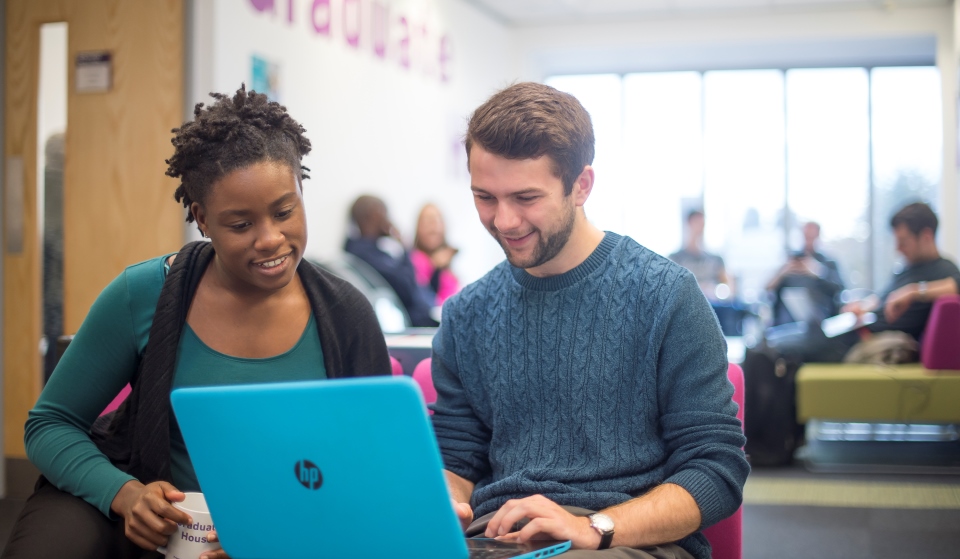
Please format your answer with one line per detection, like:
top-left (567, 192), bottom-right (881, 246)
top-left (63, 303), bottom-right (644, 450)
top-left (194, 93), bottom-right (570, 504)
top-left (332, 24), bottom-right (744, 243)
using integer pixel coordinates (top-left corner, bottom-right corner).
top-left (25, 255), bottom-right (326, 517)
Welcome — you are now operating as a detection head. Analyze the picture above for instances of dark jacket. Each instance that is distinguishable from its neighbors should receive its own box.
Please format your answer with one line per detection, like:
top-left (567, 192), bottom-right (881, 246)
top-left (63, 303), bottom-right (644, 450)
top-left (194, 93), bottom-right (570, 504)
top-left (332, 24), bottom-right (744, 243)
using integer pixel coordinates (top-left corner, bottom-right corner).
top-left (91, 241), bottom-right (390, 484)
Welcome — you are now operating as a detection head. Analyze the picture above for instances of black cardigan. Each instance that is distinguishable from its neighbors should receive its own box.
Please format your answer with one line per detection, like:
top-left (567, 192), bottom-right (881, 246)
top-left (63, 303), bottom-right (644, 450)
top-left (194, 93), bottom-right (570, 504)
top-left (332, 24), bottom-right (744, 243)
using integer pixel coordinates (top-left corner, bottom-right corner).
top-left (91, 241), bottom-right (391, 484)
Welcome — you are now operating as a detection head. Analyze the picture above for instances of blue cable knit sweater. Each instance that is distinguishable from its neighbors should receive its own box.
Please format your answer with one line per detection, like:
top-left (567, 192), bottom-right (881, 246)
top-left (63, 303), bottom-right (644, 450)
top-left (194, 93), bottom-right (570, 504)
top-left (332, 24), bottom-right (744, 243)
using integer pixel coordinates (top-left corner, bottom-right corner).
top-left (431, 232), bottom-right (749, 559)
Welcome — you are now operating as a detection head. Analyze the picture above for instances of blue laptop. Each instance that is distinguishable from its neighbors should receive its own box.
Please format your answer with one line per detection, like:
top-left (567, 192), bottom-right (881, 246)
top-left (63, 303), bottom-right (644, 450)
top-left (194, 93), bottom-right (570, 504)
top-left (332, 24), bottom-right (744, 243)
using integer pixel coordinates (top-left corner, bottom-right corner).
top-left (170, 376), bottom-right (572, 559)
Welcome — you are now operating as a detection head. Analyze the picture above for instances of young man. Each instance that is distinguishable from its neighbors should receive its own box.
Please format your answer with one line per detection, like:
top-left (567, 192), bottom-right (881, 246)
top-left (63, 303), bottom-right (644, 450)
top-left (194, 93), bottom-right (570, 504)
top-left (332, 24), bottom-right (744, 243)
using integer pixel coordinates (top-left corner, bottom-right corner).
top-left (846, 202), bottom-right (960, 339)
top-left (669, 209), bottom-right (733, 301)
top-left (763, 202), bottom-right (960, 363)
top-left (430, 82), bottom-right (748, 559)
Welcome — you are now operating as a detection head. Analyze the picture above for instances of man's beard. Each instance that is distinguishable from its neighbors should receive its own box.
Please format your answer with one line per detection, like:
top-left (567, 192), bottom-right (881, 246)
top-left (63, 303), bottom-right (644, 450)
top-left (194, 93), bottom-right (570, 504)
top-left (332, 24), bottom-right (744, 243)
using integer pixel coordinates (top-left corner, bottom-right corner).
top-left (492, 204), bottom-right (576, 270)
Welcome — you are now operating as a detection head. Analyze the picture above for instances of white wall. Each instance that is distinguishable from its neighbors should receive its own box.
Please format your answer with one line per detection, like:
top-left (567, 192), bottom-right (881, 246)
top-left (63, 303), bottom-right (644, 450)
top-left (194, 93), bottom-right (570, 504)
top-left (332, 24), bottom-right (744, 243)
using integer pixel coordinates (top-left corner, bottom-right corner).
top-left (189, 0), bottom-right (516, 283)
top-left (511, 4), bottom-right (958, 261)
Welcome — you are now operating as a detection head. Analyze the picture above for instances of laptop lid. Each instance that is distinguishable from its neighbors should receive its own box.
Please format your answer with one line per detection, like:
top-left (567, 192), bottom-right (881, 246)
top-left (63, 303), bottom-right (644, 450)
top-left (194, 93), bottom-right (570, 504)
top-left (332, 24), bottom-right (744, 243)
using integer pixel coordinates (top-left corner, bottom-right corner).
top-left (170, 377), bottom-right (467, 559)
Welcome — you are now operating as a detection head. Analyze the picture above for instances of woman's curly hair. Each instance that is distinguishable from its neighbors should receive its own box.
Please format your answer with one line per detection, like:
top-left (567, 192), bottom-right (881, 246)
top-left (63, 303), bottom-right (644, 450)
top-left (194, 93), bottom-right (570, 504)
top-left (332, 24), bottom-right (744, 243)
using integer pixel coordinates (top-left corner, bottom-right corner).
top-left (165, 85), bottom-right (312, 227)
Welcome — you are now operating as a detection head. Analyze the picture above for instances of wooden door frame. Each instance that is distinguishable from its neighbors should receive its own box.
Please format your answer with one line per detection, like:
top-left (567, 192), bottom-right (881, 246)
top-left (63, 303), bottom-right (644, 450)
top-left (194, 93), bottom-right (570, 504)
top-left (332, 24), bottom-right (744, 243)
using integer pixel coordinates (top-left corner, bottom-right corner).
top-left (3, 0), bottom-right (183, 460)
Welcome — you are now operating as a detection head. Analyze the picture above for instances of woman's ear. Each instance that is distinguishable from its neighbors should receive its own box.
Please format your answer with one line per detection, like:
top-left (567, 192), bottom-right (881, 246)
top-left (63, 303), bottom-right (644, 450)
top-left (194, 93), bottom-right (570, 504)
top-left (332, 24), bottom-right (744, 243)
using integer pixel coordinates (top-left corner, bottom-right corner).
top-left (191, 202), bottom-right (207, 236)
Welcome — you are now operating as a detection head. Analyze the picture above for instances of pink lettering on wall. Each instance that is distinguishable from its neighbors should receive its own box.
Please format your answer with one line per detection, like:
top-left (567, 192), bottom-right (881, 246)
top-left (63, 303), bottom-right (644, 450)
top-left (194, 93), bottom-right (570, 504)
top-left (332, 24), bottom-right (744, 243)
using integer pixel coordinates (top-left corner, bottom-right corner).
top-left (310, 0), bottom-right (331, 36)
top-left (248, 0), bottom-right (453, 84)
top-left (371, 2), bottom-right (388, 59)
top-left (343, 0), bottom-right (361, 48)
top-left (397, 16), bottom-right (410, 70)
top-left (250, 0), bottom-right (274, 12)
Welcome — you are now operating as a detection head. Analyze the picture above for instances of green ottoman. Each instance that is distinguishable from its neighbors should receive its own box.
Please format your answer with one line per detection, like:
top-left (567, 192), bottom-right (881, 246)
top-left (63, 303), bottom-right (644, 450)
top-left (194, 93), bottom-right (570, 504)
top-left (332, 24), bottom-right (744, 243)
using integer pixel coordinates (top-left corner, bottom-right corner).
top-left (797, 363), bottom-right (960, 423)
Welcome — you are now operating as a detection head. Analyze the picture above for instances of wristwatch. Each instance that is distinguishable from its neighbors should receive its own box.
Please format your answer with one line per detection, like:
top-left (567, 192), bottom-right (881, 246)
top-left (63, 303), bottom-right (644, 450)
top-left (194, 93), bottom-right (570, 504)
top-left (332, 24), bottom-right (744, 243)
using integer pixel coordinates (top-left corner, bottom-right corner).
top-left (587, 512), bottom-right (615, 550)
top-left (917, 281), bottom-right (929, 300)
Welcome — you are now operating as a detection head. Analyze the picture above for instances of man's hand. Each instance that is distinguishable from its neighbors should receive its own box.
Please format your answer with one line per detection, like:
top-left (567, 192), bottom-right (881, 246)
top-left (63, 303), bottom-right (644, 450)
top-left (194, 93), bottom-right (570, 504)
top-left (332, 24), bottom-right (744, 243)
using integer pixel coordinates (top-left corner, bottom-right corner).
top-left (484, 495), bottom-right (600, 550)
top-left (110, 480), bottom-right (190, 550)
top-left (452, 499), bottom-right (474, 531)
top-left (444, 470), bottom-right (476, 532)
top-left (884, 284), bottom-right (918, 323)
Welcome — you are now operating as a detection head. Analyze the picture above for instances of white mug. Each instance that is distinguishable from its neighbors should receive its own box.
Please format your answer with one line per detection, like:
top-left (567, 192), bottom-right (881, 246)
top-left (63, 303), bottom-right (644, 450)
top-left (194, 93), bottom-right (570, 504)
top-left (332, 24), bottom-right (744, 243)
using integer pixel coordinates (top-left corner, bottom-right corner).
top-left (157, 492), bottom-right (221, 559)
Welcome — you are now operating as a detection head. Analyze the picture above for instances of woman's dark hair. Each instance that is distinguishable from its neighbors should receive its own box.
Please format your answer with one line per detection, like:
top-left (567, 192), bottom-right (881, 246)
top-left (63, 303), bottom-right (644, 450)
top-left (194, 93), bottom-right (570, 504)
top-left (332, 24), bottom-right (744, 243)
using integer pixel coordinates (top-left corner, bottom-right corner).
top-left (166, 85), bottom-right (312, 227)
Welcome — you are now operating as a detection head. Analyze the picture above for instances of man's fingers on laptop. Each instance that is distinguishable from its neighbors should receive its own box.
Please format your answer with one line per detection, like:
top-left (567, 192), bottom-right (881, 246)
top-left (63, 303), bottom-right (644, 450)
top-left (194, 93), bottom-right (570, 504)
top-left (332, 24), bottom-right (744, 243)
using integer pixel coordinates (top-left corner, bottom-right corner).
top-left (452, 500), bottom-right (473, 529)
top-left (505, 516), bottom-right (596, 549)
top-left (484, 495), bottom-right (560, 537)
top-left (486, 495), bottom-right (597, 548)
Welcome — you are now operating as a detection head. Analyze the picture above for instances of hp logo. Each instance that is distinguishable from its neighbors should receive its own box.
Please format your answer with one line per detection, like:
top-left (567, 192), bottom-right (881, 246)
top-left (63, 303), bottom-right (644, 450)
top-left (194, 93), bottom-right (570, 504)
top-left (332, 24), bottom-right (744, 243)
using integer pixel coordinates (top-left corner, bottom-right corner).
top-left (294, 459), bottom-right (323, 490)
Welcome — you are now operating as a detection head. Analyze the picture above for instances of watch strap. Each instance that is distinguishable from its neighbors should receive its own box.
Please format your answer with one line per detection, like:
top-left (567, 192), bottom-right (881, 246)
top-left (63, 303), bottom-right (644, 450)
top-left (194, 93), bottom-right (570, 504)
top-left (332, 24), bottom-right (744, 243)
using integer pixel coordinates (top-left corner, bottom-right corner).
top-left (598, 530), bottom-right (613, 550)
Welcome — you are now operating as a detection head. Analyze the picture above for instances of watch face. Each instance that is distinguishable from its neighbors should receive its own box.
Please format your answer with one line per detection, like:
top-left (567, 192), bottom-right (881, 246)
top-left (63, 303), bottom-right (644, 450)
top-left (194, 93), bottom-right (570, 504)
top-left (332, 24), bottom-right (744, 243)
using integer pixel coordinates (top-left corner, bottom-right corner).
top-left (590, 513), bottom-right (614, 533)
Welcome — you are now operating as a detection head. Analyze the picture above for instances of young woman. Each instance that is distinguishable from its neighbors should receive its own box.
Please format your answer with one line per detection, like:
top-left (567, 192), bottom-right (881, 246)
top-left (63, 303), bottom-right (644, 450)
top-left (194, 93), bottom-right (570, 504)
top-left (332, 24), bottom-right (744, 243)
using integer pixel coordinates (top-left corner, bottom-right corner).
top-left (2, 86), bottom-right (390, 559)
top-left (411, 203), bottom-right (460, 305)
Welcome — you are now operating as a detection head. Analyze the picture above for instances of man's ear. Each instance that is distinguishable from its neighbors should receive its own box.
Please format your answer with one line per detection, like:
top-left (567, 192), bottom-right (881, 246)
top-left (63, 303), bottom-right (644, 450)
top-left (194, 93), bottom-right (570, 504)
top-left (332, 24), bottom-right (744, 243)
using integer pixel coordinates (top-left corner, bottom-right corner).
top-left (572, 165), bottom-right (595, 207)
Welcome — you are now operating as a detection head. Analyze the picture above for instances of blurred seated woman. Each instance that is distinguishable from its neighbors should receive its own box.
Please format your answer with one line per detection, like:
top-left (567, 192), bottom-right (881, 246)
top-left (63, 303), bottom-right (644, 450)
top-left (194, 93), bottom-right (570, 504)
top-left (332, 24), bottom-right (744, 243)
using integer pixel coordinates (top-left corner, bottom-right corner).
top-left (410, 203), bottom-right (460, 305)
top-left (1, 86), bottom-right (390, 559)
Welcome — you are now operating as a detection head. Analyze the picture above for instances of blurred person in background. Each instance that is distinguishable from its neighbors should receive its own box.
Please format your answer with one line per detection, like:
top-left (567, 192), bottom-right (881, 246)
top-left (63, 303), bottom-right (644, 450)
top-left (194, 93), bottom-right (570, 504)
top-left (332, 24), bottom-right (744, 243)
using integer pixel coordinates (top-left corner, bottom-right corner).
top-left (669, 209), bottom-right (734, 302)
top-left (411, 203), bottom-right (460, 305)
top-left (345, 195), bottom-right (438, 327)
top-left (766, 221), bottom-right (844, 326)
top-left (764, 202), bottom-right (960, 362)
top-left (846, 202), bottom-right (960, 341)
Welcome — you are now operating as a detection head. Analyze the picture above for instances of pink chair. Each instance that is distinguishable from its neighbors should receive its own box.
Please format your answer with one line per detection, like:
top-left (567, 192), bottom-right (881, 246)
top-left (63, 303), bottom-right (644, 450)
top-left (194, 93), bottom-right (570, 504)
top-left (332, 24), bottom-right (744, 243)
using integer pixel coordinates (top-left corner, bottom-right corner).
top-left (701, 363), bottom-right (744, 559)
top-left (100, 384), bottom-right (132, 416)
top-left (390, 356), bottom-right (404, 376)
top-left (921, 294), bottom-right (960, 370)
top-left (412, 358), bottom-right (436, 413)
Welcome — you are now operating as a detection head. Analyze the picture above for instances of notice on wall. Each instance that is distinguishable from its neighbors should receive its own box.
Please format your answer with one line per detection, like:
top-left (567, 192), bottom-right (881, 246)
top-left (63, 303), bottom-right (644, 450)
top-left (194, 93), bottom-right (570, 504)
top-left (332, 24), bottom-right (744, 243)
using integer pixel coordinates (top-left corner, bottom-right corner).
top-left (251, 54), bottom-right (281, 101)
top-left (75, 51), bottom-right (112, 93)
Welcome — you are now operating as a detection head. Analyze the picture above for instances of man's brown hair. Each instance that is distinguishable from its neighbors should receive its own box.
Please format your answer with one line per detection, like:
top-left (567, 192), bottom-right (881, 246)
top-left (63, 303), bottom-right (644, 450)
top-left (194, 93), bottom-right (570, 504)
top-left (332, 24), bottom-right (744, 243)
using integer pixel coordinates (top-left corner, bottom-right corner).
top-left (891, 202), bottom-right (938, 236)
top-left (465, 82), bottom-right (595, 195)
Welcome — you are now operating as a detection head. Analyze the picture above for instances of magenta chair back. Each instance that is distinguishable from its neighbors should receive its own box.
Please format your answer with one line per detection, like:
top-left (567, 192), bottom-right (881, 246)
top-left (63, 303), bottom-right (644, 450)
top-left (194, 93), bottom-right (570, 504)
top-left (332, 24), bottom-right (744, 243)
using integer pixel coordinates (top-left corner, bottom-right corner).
top-left (412, 358), bottom-right (437, 413)
top-left (390, 356), bottom-right (404, 376)
top-left (701, 363), bottom-right (744, 559)
top-left (921, 294), bottom-right (960, 370)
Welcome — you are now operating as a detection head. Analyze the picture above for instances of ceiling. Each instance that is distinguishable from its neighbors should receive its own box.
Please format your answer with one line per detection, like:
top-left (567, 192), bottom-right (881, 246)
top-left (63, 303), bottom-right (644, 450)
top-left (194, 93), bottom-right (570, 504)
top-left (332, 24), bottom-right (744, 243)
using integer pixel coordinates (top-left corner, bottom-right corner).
top-left (464, 0), bottom-right (949, 25)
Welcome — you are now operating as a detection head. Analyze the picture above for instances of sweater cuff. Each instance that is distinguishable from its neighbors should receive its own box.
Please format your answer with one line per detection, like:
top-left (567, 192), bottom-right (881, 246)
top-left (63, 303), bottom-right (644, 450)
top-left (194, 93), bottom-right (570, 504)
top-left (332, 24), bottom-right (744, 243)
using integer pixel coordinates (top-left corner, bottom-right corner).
top-left (98, 472), bottom-right (138, 519)
top-left (664, 469), bottom-right (726, 528)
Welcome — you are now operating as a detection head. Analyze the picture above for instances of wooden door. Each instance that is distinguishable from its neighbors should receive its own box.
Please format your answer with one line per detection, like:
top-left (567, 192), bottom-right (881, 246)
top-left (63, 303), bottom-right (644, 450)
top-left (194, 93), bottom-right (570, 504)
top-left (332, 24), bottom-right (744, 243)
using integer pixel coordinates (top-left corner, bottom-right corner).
top-left (3, 0), bottom-right (184, 458)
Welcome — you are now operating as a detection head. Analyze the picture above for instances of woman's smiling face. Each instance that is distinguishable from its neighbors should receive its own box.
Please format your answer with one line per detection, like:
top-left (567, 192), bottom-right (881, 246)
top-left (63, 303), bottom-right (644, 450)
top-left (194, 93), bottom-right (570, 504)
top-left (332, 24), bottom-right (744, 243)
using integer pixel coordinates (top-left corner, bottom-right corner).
top-left (192, 160), bottom-right (307, 294)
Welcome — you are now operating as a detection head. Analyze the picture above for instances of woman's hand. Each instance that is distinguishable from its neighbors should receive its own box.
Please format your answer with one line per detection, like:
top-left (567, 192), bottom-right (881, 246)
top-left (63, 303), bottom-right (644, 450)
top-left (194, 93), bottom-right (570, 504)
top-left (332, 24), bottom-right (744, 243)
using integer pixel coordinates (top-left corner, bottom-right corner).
top-left (110, 480), bottom-right (190, 550)
top-left (430, 246), bottom-right (458, 270)
top-left (201, 530), bottom-right (232, 559)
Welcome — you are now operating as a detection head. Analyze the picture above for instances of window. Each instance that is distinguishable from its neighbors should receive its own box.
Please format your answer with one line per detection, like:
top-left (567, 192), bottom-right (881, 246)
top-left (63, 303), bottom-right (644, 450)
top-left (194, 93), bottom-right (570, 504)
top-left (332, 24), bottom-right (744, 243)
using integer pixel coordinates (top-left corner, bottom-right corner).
top-left (547, 66), bottom-right (942, 302)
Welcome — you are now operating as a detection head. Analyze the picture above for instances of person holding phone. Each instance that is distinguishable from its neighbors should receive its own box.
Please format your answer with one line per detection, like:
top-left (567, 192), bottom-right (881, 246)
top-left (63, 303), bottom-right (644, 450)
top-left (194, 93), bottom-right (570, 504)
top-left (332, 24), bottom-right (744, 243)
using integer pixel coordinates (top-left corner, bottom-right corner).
top-left (766, 221), bottom-right (844, 326)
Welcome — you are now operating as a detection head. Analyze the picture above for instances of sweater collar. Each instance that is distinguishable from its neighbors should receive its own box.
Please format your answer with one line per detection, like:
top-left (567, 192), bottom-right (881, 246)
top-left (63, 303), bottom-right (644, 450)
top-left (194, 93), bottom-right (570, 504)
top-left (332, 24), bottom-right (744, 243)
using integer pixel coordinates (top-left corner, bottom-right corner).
top-left (510, 232), bottom-right (620, 291)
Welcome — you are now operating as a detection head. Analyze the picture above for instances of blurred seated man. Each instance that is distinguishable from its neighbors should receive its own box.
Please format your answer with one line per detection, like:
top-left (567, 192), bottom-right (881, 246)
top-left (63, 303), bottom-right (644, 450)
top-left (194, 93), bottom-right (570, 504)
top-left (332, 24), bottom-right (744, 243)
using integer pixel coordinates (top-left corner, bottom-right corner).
top-left (848, 203), bottom-right (960, 340)
top-left (767, 202), bottom-right (960, 362)
top-left (345, 195), bottom-right (438, 327)
top-left (766, 222), bottom-right (844, 326)
top-left (669, 209), bottom-right (733, 302)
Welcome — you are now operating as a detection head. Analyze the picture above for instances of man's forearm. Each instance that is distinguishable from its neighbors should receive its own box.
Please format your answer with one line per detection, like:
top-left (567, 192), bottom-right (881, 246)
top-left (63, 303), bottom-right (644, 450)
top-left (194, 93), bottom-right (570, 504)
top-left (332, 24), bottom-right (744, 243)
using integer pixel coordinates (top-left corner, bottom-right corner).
top-left (602, 483), bottom-right (702, 549)
top-left (444, 469), bottom-right (475, 504)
